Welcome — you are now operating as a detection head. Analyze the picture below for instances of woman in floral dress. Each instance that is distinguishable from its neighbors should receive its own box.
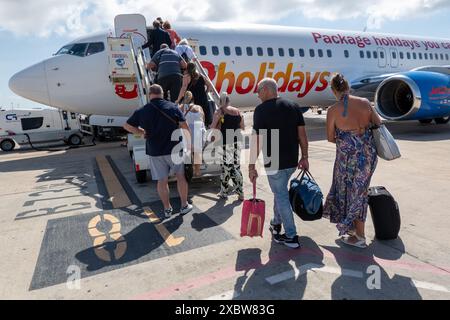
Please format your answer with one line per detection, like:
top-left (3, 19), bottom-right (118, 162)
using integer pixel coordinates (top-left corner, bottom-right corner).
top-left (323, 74), bottom-right (382, 248)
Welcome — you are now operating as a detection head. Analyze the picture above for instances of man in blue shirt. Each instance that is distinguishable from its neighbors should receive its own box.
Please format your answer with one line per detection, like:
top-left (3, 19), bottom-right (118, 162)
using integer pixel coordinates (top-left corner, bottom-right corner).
top-left (148, 44), bottom-right (187, 102)
top-left (124, 84), bottom-right (193, 218)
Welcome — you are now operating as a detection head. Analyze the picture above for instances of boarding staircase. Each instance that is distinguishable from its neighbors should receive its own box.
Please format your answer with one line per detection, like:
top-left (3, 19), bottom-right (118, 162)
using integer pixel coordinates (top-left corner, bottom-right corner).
top-left (106, 16), bottom-right (221, 183)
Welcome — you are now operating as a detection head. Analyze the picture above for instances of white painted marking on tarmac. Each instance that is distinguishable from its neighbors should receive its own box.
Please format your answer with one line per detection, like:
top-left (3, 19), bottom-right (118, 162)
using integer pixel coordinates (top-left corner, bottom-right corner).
top-left (411, 280), bottom-right (450, 293)
top-left (266, 263), bottom-right (322, 285)
top-left (310, 266), bottom-right (364, 278)
top-left (266, 264), bottom-right (450, 295)
top-left (205, 290), bottom-right (241, 300)
top-left (266, 264), bottom-right (364, 285)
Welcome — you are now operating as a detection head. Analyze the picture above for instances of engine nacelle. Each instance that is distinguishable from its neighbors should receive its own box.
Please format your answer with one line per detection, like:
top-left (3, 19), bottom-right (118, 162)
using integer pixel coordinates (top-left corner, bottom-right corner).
top-left (374, 71), bottom-right (450, 121)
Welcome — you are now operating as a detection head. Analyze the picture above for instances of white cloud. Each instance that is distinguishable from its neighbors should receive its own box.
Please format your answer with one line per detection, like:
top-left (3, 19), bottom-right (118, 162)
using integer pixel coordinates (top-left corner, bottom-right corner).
top-left (0, 0), bottom-right (448, 37)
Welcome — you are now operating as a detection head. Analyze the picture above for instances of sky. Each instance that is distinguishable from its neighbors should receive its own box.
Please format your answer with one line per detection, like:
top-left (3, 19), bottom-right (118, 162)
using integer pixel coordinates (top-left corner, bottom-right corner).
top-left (1, 0), bottom-right (449, 109)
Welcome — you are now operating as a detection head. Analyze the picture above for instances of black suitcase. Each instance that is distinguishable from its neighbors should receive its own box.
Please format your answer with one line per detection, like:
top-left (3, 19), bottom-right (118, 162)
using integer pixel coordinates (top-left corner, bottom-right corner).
top-left (368, 186), bottom-right (401, 240)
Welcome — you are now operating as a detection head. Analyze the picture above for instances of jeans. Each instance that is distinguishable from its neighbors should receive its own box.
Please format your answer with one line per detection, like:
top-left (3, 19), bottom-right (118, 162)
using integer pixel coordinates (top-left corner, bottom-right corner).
top-left (267, 167), bottom-right (297, 238)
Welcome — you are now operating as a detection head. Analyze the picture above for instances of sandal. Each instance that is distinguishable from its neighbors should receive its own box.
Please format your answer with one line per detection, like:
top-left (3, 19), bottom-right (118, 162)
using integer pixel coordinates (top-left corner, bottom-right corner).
top-left (340, 234), bottom-right (367, 249)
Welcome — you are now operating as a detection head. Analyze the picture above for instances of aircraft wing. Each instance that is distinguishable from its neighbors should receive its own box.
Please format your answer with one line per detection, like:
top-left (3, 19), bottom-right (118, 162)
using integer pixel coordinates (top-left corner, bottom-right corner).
top-left (350, 72), bottom-right (399, 101)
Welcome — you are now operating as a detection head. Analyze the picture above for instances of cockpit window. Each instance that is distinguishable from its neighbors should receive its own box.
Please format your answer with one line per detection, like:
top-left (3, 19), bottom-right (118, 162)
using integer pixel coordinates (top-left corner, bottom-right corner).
top-left (86, 42), bottom-right (105, 56)
top-left (56, 42), bottom-right (104, 57)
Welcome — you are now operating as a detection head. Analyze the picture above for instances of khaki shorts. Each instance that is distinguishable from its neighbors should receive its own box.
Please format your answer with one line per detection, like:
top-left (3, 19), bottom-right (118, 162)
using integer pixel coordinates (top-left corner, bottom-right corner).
top-left (149, 155), bottom-right (184, 181)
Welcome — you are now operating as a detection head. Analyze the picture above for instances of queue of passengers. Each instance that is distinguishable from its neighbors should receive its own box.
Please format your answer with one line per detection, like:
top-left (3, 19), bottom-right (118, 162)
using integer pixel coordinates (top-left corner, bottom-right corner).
top-left (126, 18), bottom-right (381, 250)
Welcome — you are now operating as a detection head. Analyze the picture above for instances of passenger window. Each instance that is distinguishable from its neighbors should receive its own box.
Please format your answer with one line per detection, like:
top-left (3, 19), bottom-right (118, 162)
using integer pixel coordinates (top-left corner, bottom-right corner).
top-left (435, 53), bottom-right (439, 60)
top-left (429, 53), bottom-right (433, 60)
top-left (413, 52), bottom-right (417, 59)
top-left (224, 46), bottom-right (231, 56)
top-left (199, 46), bottom-right (207, 56)
top-left (407, 52), bottom-right (411, 59)
top-left (399, 52), bottom-right (404, 59)
top-left (440, 53), bottom-right (444, 60)
top-left (327, 49), bottom-right (332, 58)
top-left (71, 113), bottom-right (76, 120)
top-left (446, 54), bottom-right (449, 60)
top-left (212, 46), bottom-right (219, 56)
top-left (380, 51), bottom-right (385, 59)
top-left (257, 47), bottom-right (263, 56)
top-left (418, 53), bottom-right (423, 59)
top-left (344, 50), bottom-right (349, 58)
top-left (373, 51), bottom-right (378, 59)
top-left (366, 51), bottom-right (371, 59)
top-left (21, 117), bottom-right (43, 131)
top-left (310, 49), bottom-right (315, 57)
top-left (289, 48), bottom-right (295, 57)
top-left (424, 53), bottom-right (428, 60)
top-left (392, 51), bottom-right (397, 59)
top-left (360, 50), bottom-right (364, 58)
top-left (278, 48), bottom-right (285, 57)
top-left (267, 48), bottom-right (274, 56)
top-left (246, 47), bottom-right (253, 56)
top-left (86, 42), bottom-right (105, 56)
top-left (299, 49), bottom-right (305, 57)
top-left (235, 47), bottom-right (242, 56)
top-left (318, 49), bottom-right (323, 58)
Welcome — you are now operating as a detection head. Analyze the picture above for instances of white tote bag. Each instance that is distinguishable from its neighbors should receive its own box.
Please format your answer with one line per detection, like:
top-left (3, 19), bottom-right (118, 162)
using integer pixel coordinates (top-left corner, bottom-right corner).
top-left (372, 124), bottom-right (401, 161)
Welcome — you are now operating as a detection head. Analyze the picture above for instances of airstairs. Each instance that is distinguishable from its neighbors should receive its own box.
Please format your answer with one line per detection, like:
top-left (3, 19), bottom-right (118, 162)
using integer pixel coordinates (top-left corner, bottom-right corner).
top-left (107, 14), bottom-right (222, 183)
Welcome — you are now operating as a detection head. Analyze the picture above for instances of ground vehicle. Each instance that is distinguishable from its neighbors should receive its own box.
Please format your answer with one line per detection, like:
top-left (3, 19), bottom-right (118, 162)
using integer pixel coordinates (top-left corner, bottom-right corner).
top-left (80, 114), bottom-right (128, 141)
top-left (0, 107), bottom-right (83, 151)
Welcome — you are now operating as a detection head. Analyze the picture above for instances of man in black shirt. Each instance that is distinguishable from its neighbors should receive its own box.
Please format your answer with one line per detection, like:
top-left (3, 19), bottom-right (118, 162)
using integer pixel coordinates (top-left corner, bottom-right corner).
top-left (143, 20), bottom-right (172, 57)
top-left (249, 78), bottom-right (309, 249)
top-left (124, 84), bottom-right (193, 218)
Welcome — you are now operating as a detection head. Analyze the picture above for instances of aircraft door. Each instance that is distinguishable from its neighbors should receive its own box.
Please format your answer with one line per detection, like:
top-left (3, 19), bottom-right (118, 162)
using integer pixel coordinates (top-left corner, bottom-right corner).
top-left (114, 14), bottom-right (148, 49)
top-left (377, 48), bottom-right (387, 68)
top-left (390, 48), bottom-right (399, 68)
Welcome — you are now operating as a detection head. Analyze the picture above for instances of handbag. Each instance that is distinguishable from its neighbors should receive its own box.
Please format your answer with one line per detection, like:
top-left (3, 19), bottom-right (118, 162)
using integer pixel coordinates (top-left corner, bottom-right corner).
top-left (289, 170), bottom-right (323, 221)
top-left (241, 182), bottom-right (265, 237)
top-left (371, 124), bottom-right (401, 161)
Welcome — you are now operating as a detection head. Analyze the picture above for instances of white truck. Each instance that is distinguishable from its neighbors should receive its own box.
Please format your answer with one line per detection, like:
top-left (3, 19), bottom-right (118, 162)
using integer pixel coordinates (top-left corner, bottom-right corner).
top-left (0, 107), bottom-right (83, 151)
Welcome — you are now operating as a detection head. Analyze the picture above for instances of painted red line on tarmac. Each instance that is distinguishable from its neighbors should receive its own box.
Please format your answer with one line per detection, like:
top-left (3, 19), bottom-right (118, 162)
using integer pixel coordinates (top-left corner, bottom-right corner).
top-left (132, 245), bottom-right (450, 300)
top-left (133, 248), bottom-right (303, 300)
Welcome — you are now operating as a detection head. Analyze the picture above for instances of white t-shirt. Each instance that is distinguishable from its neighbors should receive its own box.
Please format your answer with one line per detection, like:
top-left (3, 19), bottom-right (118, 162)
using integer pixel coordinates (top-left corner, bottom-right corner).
top-left (175, 45), bottom-right (196, 61)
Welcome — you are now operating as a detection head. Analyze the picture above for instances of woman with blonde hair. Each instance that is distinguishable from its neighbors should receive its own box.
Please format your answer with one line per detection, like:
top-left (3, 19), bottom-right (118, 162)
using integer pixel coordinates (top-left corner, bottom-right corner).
top-left (180, 91), bottom-right (206, 177)
top-left (323, 73), bottom-right (382, 248)
top-left (211, 92), bottom-right (245, 201)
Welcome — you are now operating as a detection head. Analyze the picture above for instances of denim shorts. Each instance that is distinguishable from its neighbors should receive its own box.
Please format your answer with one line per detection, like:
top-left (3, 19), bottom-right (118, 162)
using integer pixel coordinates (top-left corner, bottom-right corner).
top-left (149, 155), bottom-right (184, 181)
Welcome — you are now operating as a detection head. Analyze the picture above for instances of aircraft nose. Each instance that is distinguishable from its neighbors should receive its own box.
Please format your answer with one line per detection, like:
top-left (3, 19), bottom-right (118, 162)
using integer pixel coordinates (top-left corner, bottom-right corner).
top-left (8, 62), bottom-right (51, 105)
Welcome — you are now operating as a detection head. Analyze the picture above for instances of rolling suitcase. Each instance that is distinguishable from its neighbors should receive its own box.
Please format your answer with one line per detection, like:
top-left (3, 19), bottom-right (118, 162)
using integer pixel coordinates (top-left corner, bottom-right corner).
top-left (368, 186), bottom-right (401, 240)
top-left (240, 182), bottom-right (265, 238)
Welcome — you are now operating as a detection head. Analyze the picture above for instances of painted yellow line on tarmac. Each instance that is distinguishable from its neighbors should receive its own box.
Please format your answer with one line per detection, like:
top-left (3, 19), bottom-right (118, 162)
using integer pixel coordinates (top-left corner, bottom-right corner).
top-left (144, 207), bottom-right (185, 247)
top-left (96, 155), bottom-right (132, 208)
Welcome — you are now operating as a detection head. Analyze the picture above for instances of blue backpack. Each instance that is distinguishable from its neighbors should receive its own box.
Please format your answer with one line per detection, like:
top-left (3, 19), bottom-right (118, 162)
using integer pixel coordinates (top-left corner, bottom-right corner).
top-left (289, 170), bottom-right (323, 221)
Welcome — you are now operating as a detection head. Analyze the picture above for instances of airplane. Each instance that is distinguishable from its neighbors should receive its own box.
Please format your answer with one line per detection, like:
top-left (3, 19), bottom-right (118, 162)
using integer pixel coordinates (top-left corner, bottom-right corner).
top-left (8, 20), bottom-right (450, 125)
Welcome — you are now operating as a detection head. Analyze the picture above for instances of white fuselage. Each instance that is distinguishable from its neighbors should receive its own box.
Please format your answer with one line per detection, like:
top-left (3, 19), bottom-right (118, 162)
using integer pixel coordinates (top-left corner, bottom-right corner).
top-left (9, 22), bottom-right (450, 117)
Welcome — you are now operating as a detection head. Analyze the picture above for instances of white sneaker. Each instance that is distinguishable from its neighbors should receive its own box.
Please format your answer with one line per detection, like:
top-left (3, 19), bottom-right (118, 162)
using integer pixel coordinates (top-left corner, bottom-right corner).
top-left (164, 208), bottom-right (173, 219)
top-left (180, 204), bottom-right (193, 215)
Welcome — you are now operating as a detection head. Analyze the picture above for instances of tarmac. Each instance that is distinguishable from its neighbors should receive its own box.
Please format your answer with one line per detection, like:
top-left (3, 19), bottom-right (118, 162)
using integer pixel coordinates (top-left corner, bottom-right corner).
top-left (0, 111), bottom-right (449, 300)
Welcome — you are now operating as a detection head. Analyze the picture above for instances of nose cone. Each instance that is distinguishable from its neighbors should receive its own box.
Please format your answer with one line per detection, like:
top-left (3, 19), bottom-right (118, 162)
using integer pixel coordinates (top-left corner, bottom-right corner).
top-left (9, 62), bottom-right (51, 105)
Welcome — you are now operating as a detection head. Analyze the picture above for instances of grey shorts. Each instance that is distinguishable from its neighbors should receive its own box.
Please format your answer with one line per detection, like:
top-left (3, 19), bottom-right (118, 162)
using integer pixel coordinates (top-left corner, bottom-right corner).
top-left (149, 155), bottom-right (184, 181)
